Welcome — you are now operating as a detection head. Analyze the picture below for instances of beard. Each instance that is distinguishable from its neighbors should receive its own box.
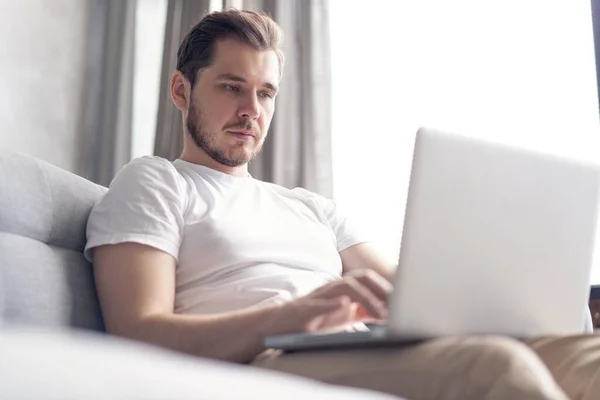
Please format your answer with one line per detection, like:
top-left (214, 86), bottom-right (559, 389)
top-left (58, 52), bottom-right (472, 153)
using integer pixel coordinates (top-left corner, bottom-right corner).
top-left (186, 98), bottom-right (264, 167)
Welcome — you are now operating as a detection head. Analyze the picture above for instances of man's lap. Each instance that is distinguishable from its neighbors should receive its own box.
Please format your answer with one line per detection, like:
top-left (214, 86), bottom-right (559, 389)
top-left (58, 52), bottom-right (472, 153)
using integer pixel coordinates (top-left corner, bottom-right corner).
top-left (253, 335), bottom-right (600, 400)
top-left (525, 335), bottom-right (600, 400)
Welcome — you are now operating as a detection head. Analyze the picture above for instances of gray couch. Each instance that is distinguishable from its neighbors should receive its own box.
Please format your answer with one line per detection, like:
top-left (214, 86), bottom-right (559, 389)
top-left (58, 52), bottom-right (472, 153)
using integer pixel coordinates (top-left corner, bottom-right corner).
top-left (0, 150), bottom-right (106, 331)
top-left (0, 149), bottom-right (404, 400)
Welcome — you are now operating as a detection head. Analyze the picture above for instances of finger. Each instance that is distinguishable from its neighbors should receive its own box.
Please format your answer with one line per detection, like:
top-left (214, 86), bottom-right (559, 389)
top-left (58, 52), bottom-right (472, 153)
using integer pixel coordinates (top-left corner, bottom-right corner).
top-left (355, 304), bottom-right (388, 323)
top-left (309, 280), bottom-right (385, 318)
top-left (304, 297), bottom-right (351, 332)
top-left (300, 296), bottom-right (347, 319)
top-left (346, 270), bottom-right (393, 303)
top-left (341, 278), bottom-right (387, 319)
top-left (316, 304), bottom-right (356, 330)
top-left (355, 303), bottom-right (370, 319)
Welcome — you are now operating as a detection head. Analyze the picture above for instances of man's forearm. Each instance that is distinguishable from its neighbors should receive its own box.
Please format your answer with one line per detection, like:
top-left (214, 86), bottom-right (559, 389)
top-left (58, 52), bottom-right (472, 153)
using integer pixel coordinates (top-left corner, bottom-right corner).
top-left (340, 243), bottom-right (397, 282)
top-left (122, 304), bottom-right (285, 363)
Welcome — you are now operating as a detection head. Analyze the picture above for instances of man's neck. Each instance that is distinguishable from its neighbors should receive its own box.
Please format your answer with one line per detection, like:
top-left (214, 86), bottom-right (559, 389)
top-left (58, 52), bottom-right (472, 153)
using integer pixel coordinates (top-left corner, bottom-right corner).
top-left (179, 148), bottom-right (249, 177)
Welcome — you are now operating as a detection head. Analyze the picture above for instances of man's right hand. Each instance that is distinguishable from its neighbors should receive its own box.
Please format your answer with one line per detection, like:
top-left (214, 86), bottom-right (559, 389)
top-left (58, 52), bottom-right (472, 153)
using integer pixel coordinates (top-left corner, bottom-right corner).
top-left (266, 269), bottom-right (392, 335)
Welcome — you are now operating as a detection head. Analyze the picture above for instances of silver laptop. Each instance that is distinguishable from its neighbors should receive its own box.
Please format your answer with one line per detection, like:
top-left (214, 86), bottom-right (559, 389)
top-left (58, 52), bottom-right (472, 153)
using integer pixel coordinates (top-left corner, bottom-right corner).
top-left (264, 127), bottom-right (600, 352)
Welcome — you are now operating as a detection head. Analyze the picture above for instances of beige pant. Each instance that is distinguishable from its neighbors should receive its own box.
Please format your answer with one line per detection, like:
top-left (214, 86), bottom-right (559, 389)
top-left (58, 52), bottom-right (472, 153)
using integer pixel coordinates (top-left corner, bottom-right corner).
top-left (252, 335), bottom-right (600, 400)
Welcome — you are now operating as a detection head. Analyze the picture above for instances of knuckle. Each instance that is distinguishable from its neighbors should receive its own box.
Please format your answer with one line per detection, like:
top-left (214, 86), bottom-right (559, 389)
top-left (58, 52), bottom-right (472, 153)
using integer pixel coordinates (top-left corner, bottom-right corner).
top-left (343, 276), bottom-right (358, 287)
top-left (363, 269), bottom-right (376, 278)
top-left (353, 269), bottom-right (376, 284)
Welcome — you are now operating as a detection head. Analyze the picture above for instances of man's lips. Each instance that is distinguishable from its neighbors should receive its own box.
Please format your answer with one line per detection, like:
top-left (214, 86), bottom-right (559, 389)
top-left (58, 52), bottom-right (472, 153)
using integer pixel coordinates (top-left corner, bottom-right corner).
top-left (228, 130), bottom-right (254, 137)
top-left (228, 130), bottom-right (256, 140)
top-left (227, 129), bottom-right (257, 140)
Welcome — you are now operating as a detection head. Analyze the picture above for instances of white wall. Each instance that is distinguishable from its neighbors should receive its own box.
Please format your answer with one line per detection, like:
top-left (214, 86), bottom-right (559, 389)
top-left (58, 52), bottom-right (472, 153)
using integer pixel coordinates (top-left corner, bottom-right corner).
top-left (0, 0), bottom-right (89, 174)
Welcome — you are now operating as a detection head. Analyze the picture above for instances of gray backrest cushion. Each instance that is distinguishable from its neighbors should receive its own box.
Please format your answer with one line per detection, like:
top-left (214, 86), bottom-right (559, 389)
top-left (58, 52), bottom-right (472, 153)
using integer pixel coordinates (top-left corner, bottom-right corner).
top-left (0, 150), bottom-right (107, 331)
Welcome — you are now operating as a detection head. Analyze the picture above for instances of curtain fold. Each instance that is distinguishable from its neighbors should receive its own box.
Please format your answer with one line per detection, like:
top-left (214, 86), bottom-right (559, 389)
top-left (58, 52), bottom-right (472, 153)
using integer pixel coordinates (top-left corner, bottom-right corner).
top-left (239, 0), bottom-right (333, 197)
top-left (79, 0), bottom-right (137, 187)
top-left (154, 0), bottom-right (212, 161)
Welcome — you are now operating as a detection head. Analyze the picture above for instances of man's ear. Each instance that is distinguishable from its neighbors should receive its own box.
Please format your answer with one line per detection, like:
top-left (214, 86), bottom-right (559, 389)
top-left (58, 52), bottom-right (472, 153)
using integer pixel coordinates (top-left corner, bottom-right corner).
top-left (170, 70), bottom-right (190, 111)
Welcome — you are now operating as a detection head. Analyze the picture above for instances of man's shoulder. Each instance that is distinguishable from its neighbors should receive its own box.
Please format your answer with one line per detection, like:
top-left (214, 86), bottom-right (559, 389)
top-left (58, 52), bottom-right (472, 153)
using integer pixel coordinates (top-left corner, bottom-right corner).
top-left (110, 156), bottom-right (183, 187)
top-left (257, 181), bottom-right (321, 200)
top-left (118, 155), bottom-right (178, 176)
top-left (290, 186), bottom-right (334, 206)
top-left (256, 181), bottom-right (334, 212)
top-left (98, 156), bottom-right (188, 206)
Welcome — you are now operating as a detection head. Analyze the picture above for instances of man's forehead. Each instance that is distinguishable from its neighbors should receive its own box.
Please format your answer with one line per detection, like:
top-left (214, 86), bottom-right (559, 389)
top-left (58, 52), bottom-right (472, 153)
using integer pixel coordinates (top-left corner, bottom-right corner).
top-left (207, 38), bottom-right (280, 81)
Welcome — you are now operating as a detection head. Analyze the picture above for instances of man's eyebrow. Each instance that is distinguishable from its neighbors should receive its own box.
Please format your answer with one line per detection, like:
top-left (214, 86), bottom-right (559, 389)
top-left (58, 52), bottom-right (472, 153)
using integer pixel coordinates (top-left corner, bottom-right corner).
top-left (263, 82), bottom-right (279, 93)
top-left (216, 73), bottom-right (246, 83)
top-left (216, 73), bottom-right (278, 92)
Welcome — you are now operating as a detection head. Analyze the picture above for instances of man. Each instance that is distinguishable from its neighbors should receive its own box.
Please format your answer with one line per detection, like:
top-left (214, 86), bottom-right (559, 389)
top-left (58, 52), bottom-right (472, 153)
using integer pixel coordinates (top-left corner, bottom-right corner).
top-left (85, 9), bottom-right (600, 400)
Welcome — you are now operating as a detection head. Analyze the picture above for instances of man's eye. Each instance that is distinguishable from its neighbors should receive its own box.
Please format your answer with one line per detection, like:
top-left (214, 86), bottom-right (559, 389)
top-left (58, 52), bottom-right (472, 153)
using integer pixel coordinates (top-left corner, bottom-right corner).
top-left (259, 92), bottom-right (273, 99)
top-left (224, 84), bottom-right (239, 93)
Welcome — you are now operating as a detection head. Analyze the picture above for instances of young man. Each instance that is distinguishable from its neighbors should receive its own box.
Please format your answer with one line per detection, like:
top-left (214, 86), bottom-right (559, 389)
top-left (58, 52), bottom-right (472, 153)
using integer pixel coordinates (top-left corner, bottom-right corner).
top-left (86, 9), bottom-right (600, 400)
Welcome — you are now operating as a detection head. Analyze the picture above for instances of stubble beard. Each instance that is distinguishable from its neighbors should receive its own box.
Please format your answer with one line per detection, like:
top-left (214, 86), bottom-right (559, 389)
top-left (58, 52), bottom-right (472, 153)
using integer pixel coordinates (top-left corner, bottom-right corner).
top-left (186, 99), bottom-right (264, 168)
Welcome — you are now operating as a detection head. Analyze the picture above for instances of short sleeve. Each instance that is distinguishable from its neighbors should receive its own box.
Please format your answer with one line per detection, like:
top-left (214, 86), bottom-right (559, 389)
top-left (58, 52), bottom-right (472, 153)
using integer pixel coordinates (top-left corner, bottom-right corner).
top-left (293, 188), bottom-right (372, 252)
top-left (84, 156), bottom-right (186, 262)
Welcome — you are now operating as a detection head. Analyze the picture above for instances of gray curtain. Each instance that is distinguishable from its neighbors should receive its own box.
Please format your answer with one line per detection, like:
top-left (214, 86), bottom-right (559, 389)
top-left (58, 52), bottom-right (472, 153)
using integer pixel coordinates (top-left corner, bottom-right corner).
top-left (154, 0), bottom-right (212, 161)
top-left (242, 0), bottom-right (333, 197)
top-left (154, 0), bottom-right (333, 197)
top-left (79, 0), bottom-right (137, 187)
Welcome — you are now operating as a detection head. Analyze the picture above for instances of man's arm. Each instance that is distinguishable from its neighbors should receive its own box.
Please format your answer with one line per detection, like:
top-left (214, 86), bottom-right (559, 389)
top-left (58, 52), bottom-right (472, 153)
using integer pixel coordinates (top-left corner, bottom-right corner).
top-left (93, 242), bottom-right (287, 363)
top-left (340, 242), bottom-right (397, 282)
top-left (93, 242), bottom-right (390, 363)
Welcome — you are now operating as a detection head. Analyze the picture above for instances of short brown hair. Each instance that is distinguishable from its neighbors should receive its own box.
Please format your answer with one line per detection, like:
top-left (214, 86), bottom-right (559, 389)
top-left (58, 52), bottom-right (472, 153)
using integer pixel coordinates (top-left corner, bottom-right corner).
top-left (176, 9), bottom-right (284, 87)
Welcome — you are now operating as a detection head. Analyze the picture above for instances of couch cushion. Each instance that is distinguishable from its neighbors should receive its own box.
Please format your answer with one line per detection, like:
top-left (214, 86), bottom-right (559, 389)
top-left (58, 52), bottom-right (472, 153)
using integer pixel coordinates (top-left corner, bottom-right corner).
top-left (0, 327), bottom-right (403, 400)
top-left (0, 150), bottom-right (107, 331)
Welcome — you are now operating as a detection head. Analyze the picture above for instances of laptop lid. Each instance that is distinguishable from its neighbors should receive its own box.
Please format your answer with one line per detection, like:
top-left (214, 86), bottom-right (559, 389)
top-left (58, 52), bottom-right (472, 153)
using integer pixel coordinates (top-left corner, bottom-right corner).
top-left (388, 127), bottom-right (600, 338)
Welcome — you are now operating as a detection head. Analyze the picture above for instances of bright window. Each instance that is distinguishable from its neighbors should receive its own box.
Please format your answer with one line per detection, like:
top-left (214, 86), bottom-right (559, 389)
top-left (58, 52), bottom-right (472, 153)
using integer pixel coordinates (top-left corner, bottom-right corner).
top-left (132, 0), bottom-right (223, 160)
top-left (330, 0), bottom-right (600, 282)
top-left (132, 0), bottom-right (168, 160)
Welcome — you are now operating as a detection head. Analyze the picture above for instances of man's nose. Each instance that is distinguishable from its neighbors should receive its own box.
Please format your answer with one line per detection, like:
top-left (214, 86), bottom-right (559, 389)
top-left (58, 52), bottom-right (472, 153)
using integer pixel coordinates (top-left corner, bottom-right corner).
top-left (238, 92), bottom-right (260, 120)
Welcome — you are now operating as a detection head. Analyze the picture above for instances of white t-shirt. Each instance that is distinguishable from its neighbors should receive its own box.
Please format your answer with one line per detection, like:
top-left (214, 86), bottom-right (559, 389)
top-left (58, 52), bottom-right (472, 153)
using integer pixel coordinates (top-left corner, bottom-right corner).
top-left (85, 156), bottom-right (370, 315)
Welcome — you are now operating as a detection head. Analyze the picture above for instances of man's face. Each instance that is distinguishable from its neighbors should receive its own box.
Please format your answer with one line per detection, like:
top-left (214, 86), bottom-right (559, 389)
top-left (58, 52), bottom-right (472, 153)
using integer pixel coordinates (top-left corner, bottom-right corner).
top-left (186, 38), bottom-right (280, 167)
